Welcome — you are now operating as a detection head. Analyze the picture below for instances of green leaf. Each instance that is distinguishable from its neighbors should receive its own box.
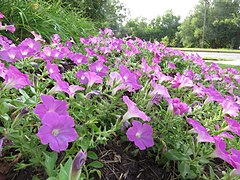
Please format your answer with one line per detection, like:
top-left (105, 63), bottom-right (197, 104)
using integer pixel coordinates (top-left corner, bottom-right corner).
top-left (43, 152), bottom-right (58, 177)
top-left (233, 88), bottom-right (240, 96)
top-left (59, 158), bottom-right (73, 180)
top-left (178, 161), bottom-right (190, 178)
top-left (19, 89), bottom-right (30, 99)
top-left (87, 161), bottom-right (104, 169)
top-left (0, 102), bottom-right (9, 114)
top-left (164, 149), bottom-right (189, 161)
top-left (87, 151), bottom-right (98, 160)
top-left (89, 169), bottom-right (102, 178)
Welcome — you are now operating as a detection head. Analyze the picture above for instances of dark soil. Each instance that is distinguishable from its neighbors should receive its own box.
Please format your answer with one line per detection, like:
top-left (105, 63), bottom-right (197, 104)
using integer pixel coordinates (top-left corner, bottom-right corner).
top-left (92, 140), bottom-right (171, 180)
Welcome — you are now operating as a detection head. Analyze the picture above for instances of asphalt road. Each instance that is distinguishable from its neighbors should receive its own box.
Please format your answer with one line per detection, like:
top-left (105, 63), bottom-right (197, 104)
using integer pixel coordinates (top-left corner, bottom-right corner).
top-left (188, 51), bottom-right (240, 65)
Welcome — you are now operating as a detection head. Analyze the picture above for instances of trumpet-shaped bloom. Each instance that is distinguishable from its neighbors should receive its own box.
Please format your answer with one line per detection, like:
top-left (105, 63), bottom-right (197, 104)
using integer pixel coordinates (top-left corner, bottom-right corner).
top-left (89, 60), bottom-right (109, 77)
top-left (167, 98), bottom-right (190, 116)
top-left (4, 65), bottom-right (32, 89)
top-left (225, 116), bottom-right (240, 137)
top-left (126, 120), bottom-right (154, 150)
top-left (119, 64), bottom-right (142, 91)
top-left (171, 73), bottom-right (194, 89)
top-left (123, 96), bottom-right (151, 122)
top-left (187, 118), bottom-right (214, 143)
top-left (221, 99), bottom-right (239, 117)
top-left (37, 112), bottom-right (78, 152)
top-left (34, 95), bottom-right (69, 119)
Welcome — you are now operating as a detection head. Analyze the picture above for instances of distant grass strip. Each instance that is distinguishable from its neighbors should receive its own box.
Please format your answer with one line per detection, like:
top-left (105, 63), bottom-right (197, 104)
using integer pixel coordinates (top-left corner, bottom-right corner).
top-left (174, 47), bottom-right (240, 53)
top-left (202, 57), bottom-right (230, 61)
top-left (206, 62), bottom-right (240, 71)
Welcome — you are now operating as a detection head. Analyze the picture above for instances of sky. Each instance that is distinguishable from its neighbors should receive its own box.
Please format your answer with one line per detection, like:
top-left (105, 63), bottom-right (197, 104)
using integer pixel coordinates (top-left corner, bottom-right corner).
top-left (120, 0), bottom-right (200, 21)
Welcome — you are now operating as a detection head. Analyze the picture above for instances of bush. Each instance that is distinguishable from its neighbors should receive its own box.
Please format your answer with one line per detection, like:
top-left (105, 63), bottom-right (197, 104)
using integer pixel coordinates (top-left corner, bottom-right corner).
top-left (0, 0), bottom-right (97, 43)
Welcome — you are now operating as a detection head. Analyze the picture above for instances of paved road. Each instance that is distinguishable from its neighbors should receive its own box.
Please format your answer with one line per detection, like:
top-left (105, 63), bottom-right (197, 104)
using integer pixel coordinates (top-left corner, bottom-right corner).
top-left (187, 51), bottom-right (240, 65)
top-left (190, 52), bottom-right (240, 61)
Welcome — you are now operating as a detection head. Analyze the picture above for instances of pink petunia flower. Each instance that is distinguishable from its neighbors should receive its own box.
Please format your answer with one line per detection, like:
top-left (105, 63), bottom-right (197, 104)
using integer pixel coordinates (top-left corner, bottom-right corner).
top-left (89, 60), bottom-right (109, 77)
top-left (37, 112), bottom-right (78, 152)
top-left (34, 95), bottom-right (69, 119)
top-left (225, 116), bottom-right (240, 137)
top-left (126, 120), bottom-right (154, 150)
top-left (0, 46), bottom-right (22, 62)
top-left (119, 64), bottom-right (142, 92)
top-left (167, 98), bottom-right (190, 116)
top-left (4, 65), bottom-right (32, 89)
top-left (0, 12), bottom-right (4, 19)
top-left (31, 31), bottom-right (45, 42)
top-left (122, 96), bottom-right (151, 122)
top-left (187, 118), bottom-right (214, 143)
top-left (68, 53), bottom-right (88, 65)
top-left (149, 81), bottom-right (170, 101)
top-left (211, 136), bottom-right (232, 165)
top-left (171, 73), bottom-right (194, 89)
top-left (76, 70), bottom-right (103, 87)
top-left (221, 99), bottom-right (239, 117)
top-left (46, 61), bottom-right (62, 80)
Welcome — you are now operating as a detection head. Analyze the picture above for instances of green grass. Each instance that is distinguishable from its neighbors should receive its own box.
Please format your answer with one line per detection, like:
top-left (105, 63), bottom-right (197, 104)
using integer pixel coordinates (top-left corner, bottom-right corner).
top-left (173, 47), bottom-right (240, 53)
top-left (202, 57), bottom-right (230, 61)
top-left (0, 0), bottom-right (97, 43)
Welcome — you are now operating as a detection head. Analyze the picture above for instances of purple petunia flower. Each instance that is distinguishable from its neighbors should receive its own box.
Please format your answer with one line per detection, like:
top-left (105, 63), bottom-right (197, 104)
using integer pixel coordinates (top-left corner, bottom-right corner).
top-left (126, 120), bottom-right (154, 150)
top-left (122, 96), bottom-right (151, 122)
top-left (187, 118), bottom-right (214, 143)
top-left (0, 46), bottom-right (22, 62)
top-left (89, 60), bottom-right (109, 77)
top-left (119, 64), bottom-right (142, 92)
top-left (70, 150), bottom-right (87, 180)
top-left (221, 98), bottom-right (239, 117)
top-left (171, 73), bottom-right (194, 89)
top-left (4, 65), bottom-right (32, 89)
top-left (37, 112), bottom-right (78, 152)
top-left (0, 12), bottom-right (4, 18)
top-left (34, 95), bottom-right (69, 119)
top-left (225, 116), bottom-right (240, 137)
top-left (83, 71), bottom-right (103, 87)
top-left (167, 98), bottom-right (190, 116)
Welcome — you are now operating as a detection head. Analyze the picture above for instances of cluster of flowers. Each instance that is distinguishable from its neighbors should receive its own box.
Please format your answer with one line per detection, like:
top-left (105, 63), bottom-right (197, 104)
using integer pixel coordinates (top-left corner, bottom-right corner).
top-left (0, 10), bottom-right (240, 176)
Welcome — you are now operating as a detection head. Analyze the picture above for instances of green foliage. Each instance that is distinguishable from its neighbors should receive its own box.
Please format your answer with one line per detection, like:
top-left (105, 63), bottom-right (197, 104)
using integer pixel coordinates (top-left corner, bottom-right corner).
top-left (121, 10), bottom-right (180, 46)
top-left (0, 0), bottom-right (97, 42)
top-left (178, 0), bottom-right (240, 49)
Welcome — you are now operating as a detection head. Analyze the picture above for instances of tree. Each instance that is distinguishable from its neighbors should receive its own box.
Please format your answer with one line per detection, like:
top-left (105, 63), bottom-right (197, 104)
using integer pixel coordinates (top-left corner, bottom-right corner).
top-left (178, 0), bottom-right (240, 49)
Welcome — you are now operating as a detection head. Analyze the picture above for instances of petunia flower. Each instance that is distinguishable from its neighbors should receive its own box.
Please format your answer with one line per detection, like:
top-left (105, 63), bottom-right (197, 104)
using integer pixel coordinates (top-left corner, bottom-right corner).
top-left (122, 96), bottom-right (151, 122)
top-left (126, 120), bottom-right (154, 150)
top-left (167, 98), bottom-right (190, 116)
top-left (225, 116), bottom-right (240, 137)
top-left (68, 53), bottom-right (88, 65)
top-left (89, 60), bottom-right (109, 77)
top-left (0, 12), bottom-right (4, 18)
top-left (46, 61), bottom-right (62, 80)
top-left (83, 71), bottom-right (103, 87)
top-left (149, 80), bottom-right (170, 101)
top-left (37, 112), bottom-right (78, 152)
top-left (70, 150), bottom-right (87, 180)
top-left (187, 118), bottom-right (214, 143)
top-left (221, 99), bottom-right (239, 117)
top-left (210, 136), bottom-right (232, 165)
top-left (0, 46), bottom-right (22, 62)
top-left (34, 95), bottom-right (69, 119)
top-left (171, 72), bottom-right (194, 89)
top-left (4, 65), bottom-right (32, 89)
top-left (119, 64), bottom-right (142, 92)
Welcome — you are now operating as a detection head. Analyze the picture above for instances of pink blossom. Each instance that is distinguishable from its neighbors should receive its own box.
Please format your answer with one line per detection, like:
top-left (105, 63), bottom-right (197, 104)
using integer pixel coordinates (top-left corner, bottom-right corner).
top-left (167, 98), bottom-right (190, 116)
top-left (204, 86), bottom-right (225, 103)
top-left (89, 60), bottom-right (109, 77)
top-left (108, 72), bottom-right (126, 94)
top-left (171, 73), bottom-right (194, 89)
top-left (46, 61), bottom-right (62, 80)
top-left (76, 70), bottom-right (88, 84)
top-left (187, 118), bottom-right (214, 143)
top-left (0, 46), bottom-right (22, 62)
top-left (119, 64), bottom-right (142, 91)
top-left (68, 53), bottom-right (88, 65)
top-left (225, 116), bottom-right (240, 137)
top-left (84, 71), bottom-right (103, 87)
top-left (122, 96), bottom-right (151, 122)
top-left (221, 98), bottom-right (239, 117)
top-left (4, 65), bottom-right (32, 89)
top-left (31, 31), bottom-right (45, 42)
top-left (34, 95), bottom-right (69, 119)
top-left (211, 136), bottom-right (232, 165)
top-left (149, 81), bottom-right (170, 103)
top-left (0, 12), bottom-right (4, 18)
top-left (126, 120), bottom-right (154, 150)
top-left (168, 61), bottom-right (176, 69)
top-left (37, 112), bottom-right (78, 152)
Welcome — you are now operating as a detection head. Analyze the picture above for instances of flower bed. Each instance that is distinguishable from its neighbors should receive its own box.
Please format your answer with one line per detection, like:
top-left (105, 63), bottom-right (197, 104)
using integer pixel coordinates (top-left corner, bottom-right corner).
top-left (0, 11), bottom-right (240, 179)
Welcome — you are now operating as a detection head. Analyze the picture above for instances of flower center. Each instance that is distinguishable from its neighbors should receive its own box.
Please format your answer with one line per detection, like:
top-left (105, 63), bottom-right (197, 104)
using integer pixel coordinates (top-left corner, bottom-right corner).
top-left (135, 132), bottom-right (141, 138)
top-left (52, 129), bottom-right (60, 136)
